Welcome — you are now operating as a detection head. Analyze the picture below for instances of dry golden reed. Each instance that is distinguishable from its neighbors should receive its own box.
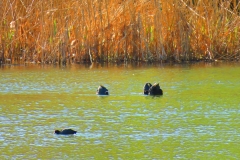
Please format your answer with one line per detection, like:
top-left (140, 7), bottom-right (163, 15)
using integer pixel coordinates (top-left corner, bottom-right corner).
top-left (0, 0), bottom-right (239, 64)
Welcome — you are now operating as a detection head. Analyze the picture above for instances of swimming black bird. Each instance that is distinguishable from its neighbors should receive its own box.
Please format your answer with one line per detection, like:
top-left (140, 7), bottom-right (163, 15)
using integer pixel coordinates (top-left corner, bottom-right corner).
top-left (54, 129), bottom-right (77, 135)
top-left (143, 82), bottom-right (152, 95)
top-left (96, 85), bottom-right (109, 95)
top-left (149, 83), bottom-right (163, 95)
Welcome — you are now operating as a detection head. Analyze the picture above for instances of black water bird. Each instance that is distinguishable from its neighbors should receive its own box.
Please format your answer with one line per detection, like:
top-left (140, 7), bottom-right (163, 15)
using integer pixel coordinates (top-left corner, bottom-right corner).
top-left (143, 82), bottom-right (152, 95)
top-left (96, 85), bottom-right (109, 95)
top-left (149, 83), bottom-right (163, 95)
top-left (54, 129), bottom-right (77, 135)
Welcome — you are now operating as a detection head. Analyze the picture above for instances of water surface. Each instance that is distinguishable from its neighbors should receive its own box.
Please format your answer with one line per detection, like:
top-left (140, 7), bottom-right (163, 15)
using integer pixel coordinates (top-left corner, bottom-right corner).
top-left (0, 62), bottom-right (240, 159)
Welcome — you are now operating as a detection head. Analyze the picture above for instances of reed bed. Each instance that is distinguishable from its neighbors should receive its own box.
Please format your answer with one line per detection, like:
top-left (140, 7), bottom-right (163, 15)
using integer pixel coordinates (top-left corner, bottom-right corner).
top-left (0, 0), bottom-right (239, 64)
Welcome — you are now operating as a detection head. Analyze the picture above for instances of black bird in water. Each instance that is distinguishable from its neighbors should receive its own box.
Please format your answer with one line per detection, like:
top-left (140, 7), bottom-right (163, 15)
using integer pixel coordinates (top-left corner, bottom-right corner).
top-left (149, 83), bottom-right (163, 96)
top-left (54, 129), bottom-right (77, 135)
top-left (143, 82), bottom-right (152, 95)
top-left (96, 85), bottom-right (109, 95)
top-left (143, 82), bottom-right (163, 95)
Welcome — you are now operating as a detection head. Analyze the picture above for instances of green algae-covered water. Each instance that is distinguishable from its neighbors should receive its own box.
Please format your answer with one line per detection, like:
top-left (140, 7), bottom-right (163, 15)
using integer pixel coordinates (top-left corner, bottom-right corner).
top-left (0, 62), bottom-right (239, 159)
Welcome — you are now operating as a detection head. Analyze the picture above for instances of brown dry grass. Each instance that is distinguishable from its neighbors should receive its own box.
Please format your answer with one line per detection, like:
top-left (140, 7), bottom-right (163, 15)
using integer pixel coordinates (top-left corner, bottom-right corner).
top-left (0, 0), bottom-right (239, 64)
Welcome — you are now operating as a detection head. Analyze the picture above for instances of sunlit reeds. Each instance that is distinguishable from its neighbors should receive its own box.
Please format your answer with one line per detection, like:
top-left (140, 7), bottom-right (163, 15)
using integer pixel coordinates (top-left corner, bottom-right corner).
top-left (0, 0), bottom-right (239, 64)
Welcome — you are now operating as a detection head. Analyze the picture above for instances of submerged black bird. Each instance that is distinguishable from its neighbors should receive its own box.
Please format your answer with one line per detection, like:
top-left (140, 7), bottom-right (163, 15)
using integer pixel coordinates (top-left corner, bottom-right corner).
top-left (149, 83), bottom-right (163, 95)
top-left (96, 85), bottom-right (109, 95)
top-left (143, 82), bottom-right (152, 95)
top-left (54, 129), bottom-right (77, 135)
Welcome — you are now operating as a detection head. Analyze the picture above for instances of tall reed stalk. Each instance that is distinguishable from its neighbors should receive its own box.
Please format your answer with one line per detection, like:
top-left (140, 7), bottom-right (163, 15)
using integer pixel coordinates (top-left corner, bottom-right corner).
top-left (0, 0), bottom-right (239, 64)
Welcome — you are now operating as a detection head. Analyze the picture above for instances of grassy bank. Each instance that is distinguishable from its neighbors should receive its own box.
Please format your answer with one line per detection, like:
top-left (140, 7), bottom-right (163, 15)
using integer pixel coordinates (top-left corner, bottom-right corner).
top-left (0, 0), bottom-right (239, 64)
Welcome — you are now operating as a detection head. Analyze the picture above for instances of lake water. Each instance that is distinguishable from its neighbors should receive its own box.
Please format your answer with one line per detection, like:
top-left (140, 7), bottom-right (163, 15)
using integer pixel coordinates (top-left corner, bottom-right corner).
top-left (0, 62), bottom-right (239, 159)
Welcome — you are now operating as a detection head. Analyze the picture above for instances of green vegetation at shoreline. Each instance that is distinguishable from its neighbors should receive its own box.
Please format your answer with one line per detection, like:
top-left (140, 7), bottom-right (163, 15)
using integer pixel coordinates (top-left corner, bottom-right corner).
top-left (0, 0), bottom-right (239, 65)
